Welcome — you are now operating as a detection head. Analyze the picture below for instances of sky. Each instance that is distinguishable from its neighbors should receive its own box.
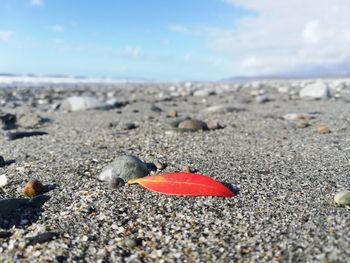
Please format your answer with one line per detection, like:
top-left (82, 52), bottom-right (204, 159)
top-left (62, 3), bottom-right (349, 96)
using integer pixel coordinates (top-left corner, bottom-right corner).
top-left (1, 0), bottom-right (350, 81)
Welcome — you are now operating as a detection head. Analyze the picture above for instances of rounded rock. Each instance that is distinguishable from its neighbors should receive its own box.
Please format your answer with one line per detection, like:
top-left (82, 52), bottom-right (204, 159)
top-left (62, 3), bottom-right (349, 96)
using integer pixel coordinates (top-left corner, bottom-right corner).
top-left (0, 156), bottom-right (5, 167)
top-left (178, 119), bottom-right (208, 131)
top-left (98, 155), bottom-right (149, 183)
top-left (23, 179), bottom-right (45, 198)
top-left (334, 190), bottom-right (350, 206)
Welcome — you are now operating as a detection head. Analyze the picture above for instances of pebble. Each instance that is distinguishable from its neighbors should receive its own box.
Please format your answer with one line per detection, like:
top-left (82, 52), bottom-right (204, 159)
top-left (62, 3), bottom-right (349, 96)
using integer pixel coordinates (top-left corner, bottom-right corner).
top-left (193, 88), bottom-right (216, 97)
top-left (151, 105), bottom-right (162, 112)
top-left (28, 232), bottom-right (60, 245)
top-left (296, 122), bottom-right (310, 128)
top-left (283, 113), bottom-right (313, 121)
top-left (109, 177), bottom-right (125, 189)
top-left (206, 119), bottom-right (223, 130)
top-left (178, 119), bottom-right (208, 131)
top-left (166, 110), bottom-right (178, 118)
top-left (299, 81), bottom-right (330, 99)
top-left (201, 105), bottom-right (238, 114)
top-left (0, 231), bottom-right (12, 239)
top-left (255, 94), bottom-right (269, 103)
top-left (16, 111), bottom-right (43, 128)
top-left (121, 122), bottom-right (137, 130)
top-left (23, 179), bottom-right (45, 198)
top-left (154, 160), bottom-right (167, 170)
top-left (61, 96), bottom-right (109, 111)
top-left (0, 112), bottom-right (16, 130)
top-left (334, 190), bottom-right (350, 206)
top-left (0, 155), bottom-right (5, 167)
top-left (0, 174), bottom-right (8, 187)
top-left (6, 131), bottom-right (48, 140)
top-left (98, 155), bottom-right (149, 183)
top-left (317, 126), bottom-right (331, 134)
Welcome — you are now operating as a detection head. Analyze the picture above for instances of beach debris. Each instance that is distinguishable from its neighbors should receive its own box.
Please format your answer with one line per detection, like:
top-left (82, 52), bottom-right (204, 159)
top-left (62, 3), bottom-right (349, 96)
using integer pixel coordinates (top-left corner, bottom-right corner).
top-left (0, 174), bottom-right (8, 187)
top-left (317, 126), bottom-right (331, 134)
top-left (128, 172), bottom-right (235, 197)
top-left (178, 119), bottom-right (208, 131)
top-left (23, 179), bottom-right (45, 198)
top-left (334, 190), bottom-right (350, 206)
top-left (0, 155), bottom-right (5, 167)
top-left (99, 155), bottom-right (149, 183)
top-left (299, 81), bottom-right (330, 99)
top-left (6, 131), bottom-right (48, 140)
top-left (61, 96), bottom-right (109, 111)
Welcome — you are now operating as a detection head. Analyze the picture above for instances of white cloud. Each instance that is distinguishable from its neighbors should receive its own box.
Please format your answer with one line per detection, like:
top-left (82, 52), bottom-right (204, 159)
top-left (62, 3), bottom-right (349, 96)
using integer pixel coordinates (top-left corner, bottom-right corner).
top-left (30, 0), bottom-right (44, 7)
top-left (49, 25), bottom-right (65, 33)
top-left (168, 24), bottom-right (190, 34)
top-left (211, 0), bottom-right (350, 75)
top-left (0, 31), bottom-right (14, 41)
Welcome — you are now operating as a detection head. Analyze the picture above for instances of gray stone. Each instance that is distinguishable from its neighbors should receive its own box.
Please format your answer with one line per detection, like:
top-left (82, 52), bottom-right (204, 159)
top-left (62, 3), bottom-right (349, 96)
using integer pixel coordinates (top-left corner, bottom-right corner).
top-left (201, 105), bottom-right (237, 114)
top-left (16, 111), bottom-right (43, 128)
top-left (99, 155), bottom-right (149, 183)
top-left (178, 119), bottom-right (208, 131)
top-left (299, 81), bottom-right (330, 99)
top-left (0, 156), bottom-right (5, 167)
top-left (334, 190), bottom-right (350, 206)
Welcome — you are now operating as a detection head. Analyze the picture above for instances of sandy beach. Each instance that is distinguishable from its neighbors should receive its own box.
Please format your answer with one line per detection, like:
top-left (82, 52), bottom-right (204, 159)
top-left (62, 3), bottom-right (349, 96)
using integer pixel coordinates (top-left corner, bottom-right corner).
top-left (0, 80), bottom-right (349, 262)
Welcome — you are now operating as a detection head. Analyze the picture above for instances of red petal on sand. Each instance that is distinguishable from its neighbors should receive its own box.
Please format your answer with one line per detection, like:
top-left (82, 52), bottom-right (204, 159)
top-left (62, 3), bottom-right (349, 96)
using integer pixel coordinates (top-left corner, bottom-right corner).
top-left (128, 172), bottom-right (235, 197)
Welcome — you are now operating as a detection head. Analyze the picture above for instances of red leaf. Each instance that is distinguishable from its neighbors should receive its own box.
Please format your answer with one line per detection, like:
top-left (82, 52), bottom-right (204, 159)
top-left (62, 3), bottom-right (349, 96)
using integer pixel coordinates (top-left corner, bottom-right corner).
top-left (128, 172), bottom-right (235, 197)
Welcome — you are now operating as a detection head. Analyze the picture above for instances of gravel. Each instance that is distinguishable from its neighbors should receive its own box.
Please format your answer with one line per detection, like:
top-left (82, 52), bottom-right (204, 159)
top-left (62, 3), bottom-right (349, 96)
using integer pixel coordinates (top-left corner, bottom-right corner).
top-left (0, 81), bottom-right (349, 262)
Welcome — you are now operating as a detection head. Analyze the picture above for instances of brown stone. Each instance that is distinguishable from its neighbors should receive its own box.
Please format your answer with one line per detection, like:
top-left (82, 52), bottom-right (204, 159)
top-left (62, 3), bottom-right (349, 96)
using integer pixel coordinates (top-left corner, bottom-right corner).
top-left (23, 179), bottom-right (45, 198)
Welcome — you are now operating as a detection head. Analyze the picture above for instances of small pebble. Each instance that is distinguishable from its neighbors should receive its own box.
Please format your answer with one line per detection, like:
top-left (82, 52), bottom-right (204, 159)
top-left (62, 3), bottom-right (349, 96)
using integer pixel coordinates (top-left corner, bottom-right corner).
top-left (23, 179), bottom-right (45, 198)
top-left (28, 232), bottom-right (60, 245)
top-left (296, 122), bottom-right (310, 128)
top-left (178, 119), bottom-right (208, 131)
top-left (206, 119), bottom-right (223, 130)
top-left (0, 174), bottom-right (8, 187)
top-left (0, 155), bottom-right (5, 167)
top-left (109, 177), bottom-right (125, 189)
top-left (334, 190), bottom-right (350, 206)
top-left (121, 122), bottom-right (137, 130)
top-left (0, 231), bottom-right (12, 239)
top-left (154, 160), bottom-right (167, 170)
top-left (182, 165), bottom-right (197, 173)
top-left (317, 126), bottom-right (331, 134)
top-left (166, 110), bottom-right (178, 118)
top-left (99, 155), bottom-right (149, 183)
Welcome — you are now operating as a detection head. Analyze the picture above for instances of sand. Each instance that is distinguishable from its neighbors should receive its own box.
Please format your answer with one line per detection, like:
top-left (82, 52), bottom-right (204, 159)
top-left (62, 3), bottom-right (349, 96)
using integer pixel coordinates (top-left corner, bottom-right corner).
top-left (0, 82), bottom-right (349, 262)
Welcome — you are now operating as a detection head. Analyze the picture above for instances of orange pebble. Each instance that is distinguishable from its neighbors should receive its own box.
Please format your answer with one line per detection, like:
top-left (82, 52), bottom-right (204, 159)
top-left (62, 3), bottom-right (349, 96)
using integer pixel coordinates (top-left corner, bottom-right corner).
top-left (23, 179), bottom-right (45, 198)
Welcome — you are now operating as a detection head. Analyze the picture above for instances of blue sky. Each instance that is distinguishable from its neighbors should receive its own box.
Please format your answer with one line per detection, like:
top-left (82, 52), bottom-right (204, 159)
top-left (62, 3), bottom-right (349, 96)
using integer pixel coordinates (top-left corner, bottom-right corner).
top-left (1, 0), bottom-right (350, 80)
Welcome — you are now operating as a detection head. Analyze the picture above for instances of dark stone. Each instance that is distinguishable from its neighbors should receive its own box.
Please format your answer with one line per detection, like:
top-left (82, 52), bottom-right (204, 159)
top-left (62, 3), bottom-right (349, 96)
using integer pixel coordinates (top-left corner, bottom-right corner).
top-left (28, 232), bottom-right (60, 245)
top-left (0, 156), bottom-right (5, 167)
top-left (6, 131), bottom-right (48, 140)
